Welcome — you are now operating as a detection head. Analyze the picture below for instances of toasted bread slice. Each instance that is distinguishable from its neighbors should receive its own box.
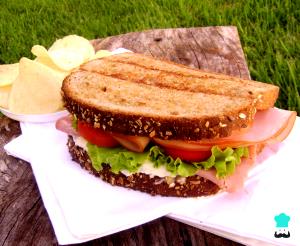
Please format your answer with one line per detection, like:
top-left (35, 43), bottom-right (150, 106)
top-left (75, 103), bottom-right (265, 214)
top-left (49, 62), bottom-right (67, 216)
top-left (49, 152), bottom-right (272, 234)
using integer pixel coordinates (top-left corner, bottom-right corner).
top-left (62, 67), bottom-right (256, 140)
top-left (81, 52), bottom-right (279, 110)
top-left (62, 52), bottom-right (279, 140)
top-left (67, 136), bottom-right (220, 197)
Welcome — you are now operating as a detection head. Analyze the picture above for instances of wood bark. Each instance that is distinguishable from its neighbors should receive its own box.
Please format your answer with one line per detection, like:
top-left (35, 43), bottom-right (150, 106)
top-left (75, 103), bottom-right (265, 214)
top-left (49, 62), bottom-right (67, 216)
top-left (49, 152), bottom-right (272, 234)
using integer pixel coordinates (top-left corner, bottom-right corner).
top-left (1, 26), bottom-right (249, 246)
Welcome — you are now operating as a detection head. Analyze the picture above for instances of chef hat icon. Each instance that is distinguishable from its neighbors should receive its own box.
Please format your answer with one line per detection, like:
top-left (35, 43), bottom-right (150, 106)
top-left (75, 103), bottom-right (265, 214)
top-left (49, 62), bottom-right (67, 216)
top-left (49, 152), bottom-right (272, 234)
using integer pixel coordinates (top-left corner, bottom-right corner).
top-left (274, 213), bottom-right (290, 228)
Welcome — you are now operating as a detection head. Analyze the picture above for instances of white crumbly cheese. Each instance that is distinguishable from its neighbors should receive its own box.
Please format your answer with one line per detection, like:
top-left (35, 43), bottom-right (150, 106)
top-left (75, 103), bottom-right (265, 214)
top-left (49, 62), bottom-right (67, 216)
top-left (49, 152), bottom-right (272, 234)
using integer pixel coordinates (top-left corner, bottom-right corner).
top-left (135, 160), bottom-right (174, 177)
top-left (73, 136), bottom-right (174, 177)
top-left (74, 136), bottom-right (88, 150)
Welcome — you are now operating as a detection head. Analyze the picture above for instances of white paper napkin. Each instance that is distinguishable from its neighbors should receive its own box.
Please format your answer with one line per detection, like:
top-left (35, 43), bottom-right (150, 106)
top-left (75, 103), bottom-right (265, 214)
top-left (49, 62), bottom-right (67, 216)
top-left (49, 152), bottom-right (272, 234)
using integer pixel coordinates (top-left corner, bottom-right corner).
top-left (4, 118), bottom-right (300, 245)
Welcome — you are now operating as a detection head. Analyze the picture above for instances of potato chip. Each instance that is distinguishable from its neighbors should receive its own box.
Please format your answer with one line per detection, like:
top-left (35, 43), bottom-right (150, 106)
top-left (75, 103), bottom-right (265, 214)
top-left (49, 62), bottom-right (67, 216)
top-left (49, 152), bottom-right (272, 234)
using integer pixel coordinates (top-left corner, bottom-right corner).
top-left (0, 63), bottom-right (19, 87)
top-left (9, 57), bottom-right (66, 114)
top-left (32, 35), bottom-right (95, 71)
top-left (0, 85), bottom-right (11, 108)
top-left (48, 48), bottom-right (87, 71)
top-left (31, 45), bottom-right (65, 72)
top-left (49, 34), bottom-right (95, 57)
top-left (91, 50), bottom-right (112, 60)
top-left (32, 44), bottom-right (84, 72)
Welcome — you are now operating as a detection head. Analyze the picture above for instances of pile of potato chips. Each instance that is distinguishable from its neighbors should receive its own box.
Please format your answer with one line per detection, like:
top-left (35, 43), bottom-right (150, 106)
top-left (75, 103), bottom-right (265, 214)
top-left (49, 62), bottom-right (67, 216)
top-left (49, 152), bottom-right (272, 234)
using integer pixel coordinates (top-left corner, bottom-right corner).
top-left (0, 35), bottom-right (112, 115)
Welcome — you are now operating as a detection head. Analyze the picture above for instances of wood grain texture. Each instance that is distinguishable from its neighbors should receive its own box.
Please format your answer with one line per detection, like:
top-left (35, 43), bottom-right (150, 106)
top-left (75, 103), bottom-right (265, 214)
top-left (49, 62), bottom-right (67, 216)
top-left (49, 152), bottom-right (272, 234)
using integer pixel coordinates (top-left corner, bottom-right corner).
top-left (1, 26), bottom-right (249, 246)
top-left (0, 120), bottom-right (57, 246)
top-left (92, 26), bottom-right (250, 79)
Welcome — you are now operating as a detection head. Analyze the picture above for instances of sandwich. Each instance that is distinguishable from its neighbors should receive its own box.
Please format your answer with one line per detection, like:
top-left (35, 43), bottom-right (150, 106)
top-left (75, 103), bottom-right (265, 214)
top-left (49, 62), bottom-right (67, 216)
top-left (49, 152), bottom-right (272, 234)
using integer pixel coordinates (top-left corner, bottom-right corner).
top-left (56, 52), bottom-right (296, 197)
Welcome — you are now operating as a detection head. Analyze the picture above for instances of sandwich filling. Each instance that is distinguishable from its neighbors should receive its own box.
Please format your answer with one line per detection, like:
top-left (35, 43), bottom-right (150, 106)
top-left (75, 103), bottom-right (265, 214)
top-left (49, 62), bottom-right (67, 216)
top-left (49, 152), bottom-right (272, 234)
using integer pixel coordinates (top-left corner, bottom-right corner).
top-left (73, 135), bottom-right (248, 179)
top-left (57, 107), bottom-right (296, 192)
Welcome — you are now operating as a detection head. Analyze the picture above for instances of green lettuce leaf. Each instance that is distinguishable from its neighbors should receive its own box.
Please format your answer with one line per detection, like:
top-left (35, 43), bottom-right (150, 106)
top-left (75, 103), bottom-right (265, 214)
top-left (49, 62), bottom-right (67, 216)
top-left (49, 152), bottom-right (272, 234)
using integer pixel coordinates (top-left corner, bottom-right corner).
top-left (87, 143), bottom-right (147, 173)
top-left (72, 114), bottom-right (78, 130)
top-left (195, 146), bottom-right (249, 178)
top-left (87, 143), bottom-right (249, 179)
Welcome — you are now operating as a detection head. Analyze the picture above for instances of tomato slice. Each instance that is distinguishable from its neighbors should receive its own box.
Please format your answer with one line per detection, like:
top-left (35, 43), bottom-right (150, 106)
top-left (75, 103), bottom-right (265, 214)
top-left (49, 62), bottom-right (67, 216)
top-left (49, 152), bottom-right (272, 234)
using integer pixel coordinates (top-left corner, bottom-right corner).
top-left (164, 147), bottom-right (212, 162)
top-left (77, 121), bottom-right (119, 148)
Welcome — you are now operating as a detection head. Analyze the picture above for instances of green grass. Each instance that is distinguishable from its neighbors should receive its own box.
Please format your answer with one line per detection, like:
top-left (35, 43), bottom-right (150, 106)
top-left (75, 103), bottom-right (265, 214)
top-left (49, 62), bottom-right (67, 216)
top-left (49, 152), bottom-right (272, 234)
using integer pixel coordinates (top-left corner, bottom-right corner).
top-left (0, 0), bottom-right (299, 113)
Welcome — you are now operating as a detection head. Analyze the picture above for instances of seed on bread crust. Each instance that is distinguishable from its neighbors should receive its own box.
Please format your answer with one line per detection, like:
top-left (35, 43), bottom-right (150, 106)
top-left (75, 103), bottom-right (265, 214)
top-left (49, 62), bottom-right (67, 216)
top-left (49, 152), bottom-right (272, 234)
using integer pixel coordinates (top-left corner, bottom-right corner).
top-left (94, 122), bottom-right (100, 128)
top-left (219, 122), bottom-right (227, 127)
top-left (62, 91), bottom-right (255, 140)
top-left (239, 113), bottom-right (247, 119)
top-left (149, 130), bottom-right (156, 137)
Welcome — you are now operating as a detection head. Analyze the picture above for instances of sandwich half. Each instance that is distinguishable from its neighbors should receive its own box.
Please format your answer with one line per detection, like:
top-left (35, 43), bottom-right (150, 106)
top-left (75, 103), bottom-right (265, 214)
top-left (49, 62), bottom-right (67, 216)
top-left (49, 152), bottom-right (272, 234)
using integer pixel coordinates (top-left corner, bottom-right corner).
top-left (57, 52), bottom-right (296, 197)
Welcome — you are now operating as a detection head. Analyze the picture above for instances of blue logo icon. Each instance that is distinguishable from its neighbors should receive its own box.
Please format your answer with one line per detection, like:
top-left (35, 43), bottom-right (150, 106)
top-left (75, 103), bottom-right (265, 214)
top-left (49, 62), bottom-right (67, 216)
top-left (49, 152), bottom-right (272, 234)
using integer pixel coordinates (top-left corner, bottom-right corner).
top-left (274, 213), bottom-right (290, 238)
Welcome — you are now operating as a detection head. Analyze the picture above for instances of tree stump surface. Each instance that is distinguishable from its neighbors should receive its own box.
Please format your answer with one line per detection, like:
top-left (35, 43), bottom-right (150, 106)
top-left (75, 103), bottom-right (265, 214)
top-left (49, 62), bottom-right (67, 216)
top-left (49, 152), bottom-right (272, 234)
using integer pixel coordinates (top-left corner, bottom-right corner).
top-left (92, 26), bottom-right (250, 79)
top-left (0, 26), bottom-right (249, 246)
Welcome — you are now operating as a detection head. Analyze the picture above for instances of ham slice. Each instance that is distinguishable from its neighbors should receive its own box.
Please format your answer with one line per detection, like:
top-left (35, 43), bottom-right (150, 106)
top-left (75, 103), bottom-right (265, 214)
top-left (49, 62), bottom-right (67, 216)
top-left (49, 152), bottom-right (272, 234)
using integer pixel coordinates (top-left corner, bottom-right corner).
top-left (194, 108), bottom-right (296, 192)
top-left (192, 107), bottom-right (296, 146)
top-left (55, 115), bottom-right (78, 136)
top-left (197, 145), bottom-right (257, 192)
top-left (154, 108), bottom-right (296, 150)
top-left (57, 108), bottom-right (296, 152)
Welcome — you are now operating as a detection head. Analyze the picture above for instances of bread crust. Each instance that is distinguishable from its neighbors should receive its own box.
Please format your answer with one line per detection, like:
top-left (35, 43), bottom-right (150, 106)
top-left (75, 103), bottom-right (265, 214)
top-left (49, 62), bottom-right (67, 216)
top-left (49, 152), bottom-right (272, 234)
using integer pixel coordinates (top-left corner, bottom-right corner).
top-left (62, 92), bottom-right (255, 140)
top-left (67, 136), bottom-right (220, 197)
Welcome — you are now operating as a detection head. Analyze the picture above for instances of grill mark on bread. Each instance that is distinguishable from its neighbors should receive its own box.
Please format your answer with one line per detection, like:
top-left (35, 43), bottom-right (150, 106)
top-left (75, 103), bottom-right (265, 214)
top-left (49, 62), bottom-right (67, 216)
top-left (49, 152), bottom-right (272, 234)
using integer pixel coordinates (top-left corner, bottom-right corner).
top-left (67, 136), bottom-right (219, 197)
top-left (81, 61), bottom-right (229, 97)
top-left (83, 58), bottom-right (277, 108)
top-left (80, 53), bottom-right (279, 110)
top-left (107, 60), bottom-right (216, 79)
top-left (102, 53), bottom-right (266, 86)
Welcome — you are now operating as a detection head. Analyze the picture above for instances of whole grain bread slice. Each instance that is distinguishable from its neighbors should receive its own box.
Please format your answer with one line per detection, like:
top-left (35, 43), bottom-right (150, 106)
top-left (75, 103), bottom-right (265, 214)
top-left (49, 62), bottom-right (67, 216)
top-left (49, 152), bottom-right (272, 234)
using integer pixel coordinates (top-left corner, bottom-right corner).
top-left (62, 69), bottom-right (256, 140)
top-left (80, 52), bottom-right (279, 110)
